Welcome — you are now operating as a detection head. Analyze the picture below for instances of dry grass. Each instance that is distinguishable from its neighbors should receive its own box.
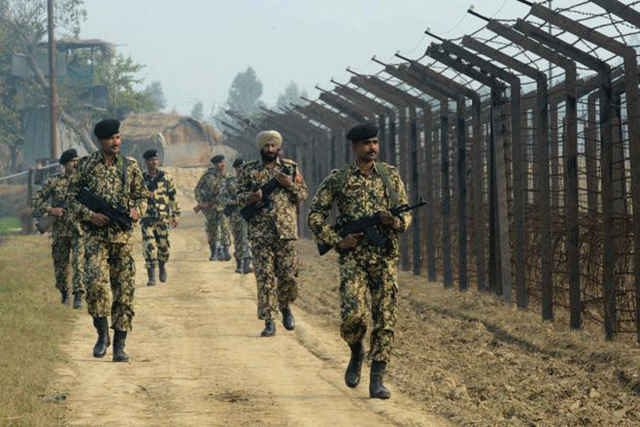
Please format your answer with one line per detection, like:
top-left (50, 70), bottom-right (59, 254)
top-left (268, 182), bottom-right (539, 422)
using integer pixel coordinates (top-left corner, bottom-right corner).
top-left (0, 235), bottom-right (76, 426)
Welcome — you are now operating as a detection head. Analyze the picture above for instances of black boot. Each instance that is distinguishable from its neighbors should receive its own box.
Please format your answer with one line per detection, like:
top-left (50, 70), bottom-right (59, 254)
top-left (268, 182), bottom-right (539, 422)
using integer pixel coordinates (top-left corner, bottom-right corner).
top-left (235, 259), bottom-right (242, 273)
top-left (147, 266), bottom-right (156, 286)
top-left (260, 320), bottom-right (276, 337)
top-left (158, 261), bottom-right (167, 282)
top-left (222, 244), bottom-right (231, 261)
top-left (369, 361), bottom-right (391, 399)
top-left (345, 342), bottom-right (365, 388)
top-left (60, 289), bottom-right (69, 305)
top-left (242, 258), bottom-right (254, 274)
top-left (215, 244), bottom-right (224, 261)
top-left (92, 317), bottom-right (110, 358)
top-left (281, 307), bottom-right (295, 331)
top-left (112, 330), bottom-right (130, 362)
top-left (209, 243), bottom-right (217, 261)
top-left (72, 292), bottom-right (83, 310)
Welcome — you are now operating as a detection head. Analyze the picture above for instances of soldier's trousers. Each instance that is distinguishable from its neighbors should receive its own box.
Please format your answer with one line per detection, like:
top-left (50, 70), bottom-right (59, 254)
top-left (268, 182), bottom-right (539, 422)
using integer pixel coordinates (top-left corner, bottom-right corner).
top-left (339, 251), bottom-right (398, 363)
top-left (141, 219), bottom-right (170, 268)
top-left (83, 234), bottom-right (136, 331)
top-left (205, 210), bottom-right (230, 247)
top-left (51, 232), bottom-right (84, 296)
top-left (251, 236), bottom-right (298, 321)
top-left (230, 211), bottom-right (251, 261)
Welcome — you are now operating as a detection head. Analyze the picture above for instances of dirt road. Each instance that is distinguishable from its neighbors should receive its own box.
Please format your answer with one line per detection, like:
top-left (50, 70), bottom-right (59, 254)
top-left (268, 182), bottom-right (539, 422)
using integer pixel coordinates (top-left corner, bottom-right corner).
top-left (52, 210), bottom-right (451, 427)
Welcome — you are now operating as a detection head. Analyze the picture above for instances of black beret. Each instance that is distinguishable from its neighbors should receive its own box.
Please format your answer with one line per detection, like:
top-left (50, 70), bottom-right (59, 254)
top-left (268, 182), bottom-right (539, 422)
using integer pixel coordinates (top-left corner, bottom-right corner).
top-left (346, 122), bottom-right (379, 143)
top-left (94, 119), bottom-right (120, 139)
top-left (59, 148), bottom-right (78, 165)
top-left (143, 149), bottom-right (159, 160)
top-left (232, 158), bottom-right (244, 168)
top-left (210, 154), bottom-right (225, 164)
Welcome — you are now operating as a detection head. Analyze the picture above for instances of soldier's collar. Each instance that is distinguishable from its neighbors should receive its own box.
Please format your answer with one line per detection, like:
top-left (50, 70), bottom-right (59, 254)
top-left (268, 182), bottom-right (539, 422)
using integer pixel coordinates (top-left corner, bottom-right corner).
top-left (352, 162), bottom-right (379, 177)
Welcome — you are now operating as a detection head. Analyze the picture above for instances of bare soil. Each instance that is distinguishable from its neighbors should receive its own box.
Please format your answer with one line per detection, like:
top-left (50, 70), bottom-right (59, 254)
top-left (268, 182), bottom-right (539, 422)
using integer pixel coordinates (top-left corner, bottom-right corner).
top-left (50, 168), bottom-right (640, 426)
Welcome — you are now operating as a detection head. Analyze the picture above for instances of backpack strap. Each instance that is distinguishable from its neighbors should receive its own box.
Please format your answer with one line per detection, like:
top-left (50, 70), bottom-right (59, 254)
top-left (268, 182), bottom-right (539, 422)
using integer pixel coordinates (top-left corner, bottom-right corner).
top-left (376, 162), bottom-right (399, 206)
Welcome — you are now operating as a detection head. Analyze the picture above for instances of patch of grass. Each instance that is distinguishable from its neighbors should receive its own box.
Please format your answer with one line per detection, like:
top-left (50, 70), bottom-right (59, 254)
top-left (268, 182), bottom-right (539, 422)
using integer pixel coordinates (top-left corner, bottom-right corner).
top-left (0, 217), bottom-right (21, 234)
top-left (0, 235), bottom-right (75, 426)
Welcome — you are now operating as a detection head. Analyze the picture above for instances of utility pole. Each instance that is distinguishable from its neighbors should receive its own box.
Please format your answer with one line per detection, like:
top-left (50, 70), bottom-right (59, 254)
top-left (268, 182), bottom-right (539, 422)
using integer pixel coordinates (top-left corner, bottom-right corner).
top-left (47, 0), bottom-right (59, 160)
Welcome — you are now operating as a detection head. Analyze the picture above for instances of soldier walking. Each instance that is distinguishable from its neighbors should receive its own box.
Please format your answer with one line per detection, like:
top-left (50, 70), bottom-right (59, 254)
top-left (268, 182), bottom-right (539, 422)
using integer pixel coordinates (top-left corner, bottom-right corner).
top-left (237, 130), bottom-right (307, 337)
top-left (140, 149), bottom-right (180, 286)
top-left (32, 148), bottom-right (85, 309)
top-left (194, 155), bottom-right (232, 261)
top-left (307, 123), bottom-right (412, 399)
top-left (66, 119), bottom-right (147, 363)
top-left (227, 157), bottom-right (253, 274)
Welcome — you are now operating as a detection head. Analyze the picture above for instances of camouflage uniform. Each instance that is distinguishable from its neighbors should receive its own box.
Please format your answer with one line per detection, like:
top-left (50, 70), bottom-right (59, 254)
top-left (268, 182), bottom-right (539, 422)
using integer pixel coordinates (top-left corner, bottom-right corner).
top-left (194, 168), bottom-right (231, 251)
top-left (237, 158), bottom-right (307, 321)
top-left (226, 175), bottom-right (251, 262)
top-left (66, 152), bottom-right (147, 332)
top-left (141, 170), bottom-right (180, 268)
top-left (32, 173), bottom-right (84, 298)
top-left (307, 162), bottom-right (411, 363)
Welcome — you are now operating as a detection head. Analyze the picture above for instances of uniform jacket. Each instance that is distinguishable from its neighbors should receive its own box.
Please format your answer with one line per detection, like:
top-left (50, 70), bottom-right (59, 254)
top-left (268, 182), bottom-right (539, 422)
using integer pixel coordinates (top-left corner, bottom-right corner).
top-left (237, 158), bottom-right (308, 240)
top-left (307, 162), bottom-right (411, 258)
top-left (32, 173), bottom-right (80, 238)
top-left (66, 151), bottom-right (147, 243)
top-left (194, 168), bottom-right (230, 212)
top-left (142, 170), bottom-right (180, 223)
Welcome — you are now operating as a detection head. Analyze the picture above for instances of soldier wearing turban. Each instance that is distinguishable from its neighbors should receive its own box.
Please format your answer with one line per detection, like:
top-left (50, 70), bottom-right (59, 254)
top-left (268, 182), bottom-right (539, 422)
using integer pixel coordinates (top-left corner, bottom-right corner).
top-left (237, 130), bottom-right (308, 337)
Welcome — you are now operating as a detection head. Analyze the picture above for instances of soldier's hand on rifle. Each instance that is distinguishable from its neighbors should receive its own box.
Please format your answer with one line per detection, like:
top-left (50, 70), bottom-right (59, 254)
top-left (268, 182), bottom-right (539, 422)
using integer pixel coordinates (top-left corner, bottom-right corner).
top-left (337, 232), bottom-right (363, 249)
top-left (380, 210), bottom-right (399, 229)
top-left (91, 212), bottom-right (111, 227)
top-left (274, 171), bottom-right (293, 189)
top-left (129, 208), bottom-right (140, 221)
top-left (246, 189), bottom-right (263, 205)
top-left (50, 207), bottom-right (65, 217)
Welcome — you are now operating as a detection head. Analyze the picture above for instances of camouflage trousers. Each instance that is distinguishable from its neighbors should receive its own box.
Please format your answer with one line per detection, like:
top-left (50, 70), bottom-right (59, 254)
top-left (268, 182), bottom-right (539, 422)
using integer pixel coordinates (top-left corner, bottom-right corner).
top-left (230, 210), bottom-right (251, 261)
top-left (141, 219), bottom-right (170, 268)
top-left (338, 249), bottom-right (398, 363)
top-left (205, 210), bottom-right (230, 247)
top-left (51, 231), bottom-right (84, 296)
top-left (250, 233), bottom-right (298, 321)
top-left (83, 234), bottom-right (136, 331)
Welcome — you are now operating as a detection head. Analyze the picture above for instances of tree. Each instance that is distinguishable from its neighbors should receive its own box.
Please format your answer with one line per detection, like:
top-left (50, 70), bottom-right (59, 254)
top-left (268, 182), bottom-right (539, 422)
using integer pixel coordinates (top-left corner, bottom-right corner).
top-left (145, 80), bottom-right (166, 111)
top-left (226, 66), bottom-right (263, 116)
top-left (276, 81), bottom-right (308, 110)
top-left (191, 101), bottom-right (203, 120)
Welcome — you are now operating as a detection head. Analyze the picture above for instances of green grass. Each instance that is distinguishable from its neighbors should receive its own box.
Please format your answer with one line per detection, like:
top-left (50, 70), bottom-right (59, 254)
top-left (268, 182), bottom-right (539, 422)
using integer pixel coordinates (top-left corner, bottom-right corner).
top-left (0, 235), bottom-right (75, 426)
top-left (0, 217), bottom-right (21, 234)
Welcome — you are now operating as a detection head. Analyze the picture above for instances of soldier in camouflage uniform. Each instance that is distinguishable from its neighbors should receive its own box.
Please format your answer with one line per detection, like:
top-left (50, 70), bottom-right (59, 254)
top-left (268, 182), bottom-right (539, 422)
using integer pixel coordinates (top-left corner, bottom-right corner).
top-left (141, 149), bottom-right (180, 286)
top-left (194, 155), bottom-right (232, 261)
top-left (307, 123), bottom-right (411, 399)
top-left (32, 148), bottom-right (85, 309)
top-left (66, 119), bottom-right (147, 363)
top-left (237, 130), bottom-right (307, 337)
top-left (227, 157), bottom-right (253, 274)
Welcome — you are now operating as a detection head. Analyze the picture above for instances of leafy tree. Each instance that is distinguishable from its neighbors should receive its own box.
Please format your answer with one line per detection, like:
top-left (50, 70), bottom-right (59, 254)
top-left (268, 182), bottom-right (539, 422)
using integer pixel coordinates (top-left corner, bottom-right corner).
top-left (145, 80), bottom-right (166, 111)
top-left (276, 81), bottom-right (308, 110)
top-left (191, 101), bottom-right (203, 120)
top-left (226, 66), bottom-right (262, 115)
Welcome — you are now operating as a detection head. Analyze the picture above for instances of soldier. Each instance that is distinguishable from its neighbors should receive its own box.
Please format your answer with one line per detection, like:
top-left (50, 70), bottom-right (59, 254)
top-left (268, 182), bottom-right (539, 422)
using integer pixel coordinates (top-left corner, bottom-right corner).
top-left (237, 130), bottom-right (307, 337)
top-left (307, 122), bottom-right (411, 399)
top-left (194, 155), bottom-right (232, 261)
top-left (32, 148), bottom-right (85, 309)
top-left (227, 157), bottom-right (253, 274)
top-left (66, 119), bottom-right (147, 363)
top-left (141, 149), bottom-right (180, 286)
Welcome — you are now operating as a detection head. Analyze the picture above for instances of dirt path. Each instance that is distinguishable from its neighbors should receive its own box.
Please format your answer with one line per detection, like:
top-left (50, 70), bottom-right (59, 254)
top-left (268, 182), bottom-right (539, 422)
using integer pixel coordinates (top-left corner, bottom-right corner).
top-left (52, 210), bottom-right (451, 427)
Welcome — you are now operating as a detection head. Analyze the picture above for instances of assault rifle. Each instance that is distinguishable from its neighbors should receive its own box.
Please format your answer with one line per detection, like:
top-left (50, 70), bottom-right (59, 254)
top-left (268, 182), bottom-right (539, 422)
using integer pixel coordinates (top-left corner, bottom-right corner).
top-left (76, 186), bottom-right (133, 231)
top-left (239, 164), bottom-right (292, 222)
top-left (317, 200), bottom-right (427, 256)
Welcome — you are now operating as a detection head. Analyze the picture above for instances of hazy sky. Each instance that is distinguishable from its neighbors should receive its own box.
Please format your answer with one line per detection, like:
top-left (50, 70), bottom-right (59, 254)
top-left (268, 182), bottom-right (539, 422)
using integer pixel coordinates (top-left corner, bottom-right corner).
top-left (79, 0), bottom-right (533, 116)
